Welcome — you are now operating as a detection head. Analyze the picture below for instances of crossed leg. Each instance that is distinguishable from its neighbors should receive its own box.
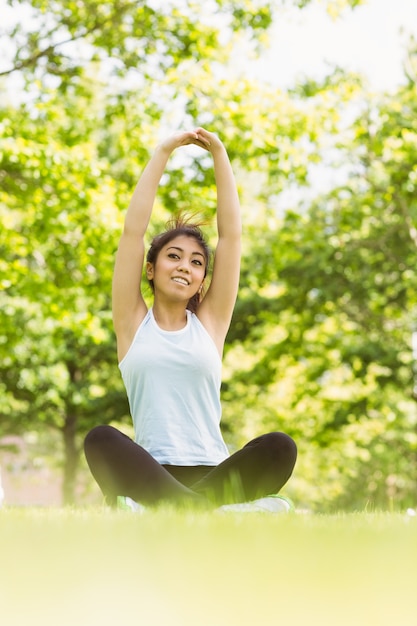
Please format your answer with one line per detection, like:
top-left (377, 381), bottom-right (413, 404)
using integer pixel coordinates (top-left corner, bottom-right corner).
top-left (84, 425), bottom-right (297, 507)
top-left (191, 432), bottom-right (297, 504)
top-left (84, 425), bottom-right (198, 506)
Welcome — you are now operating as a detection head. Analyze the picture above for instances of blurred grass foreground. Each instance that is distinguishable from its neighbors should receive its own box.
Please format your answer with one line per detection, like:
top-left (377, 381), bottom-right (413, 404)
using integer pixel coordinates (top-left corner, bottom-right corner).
top-left (1, 507), bottom-right (416, 626)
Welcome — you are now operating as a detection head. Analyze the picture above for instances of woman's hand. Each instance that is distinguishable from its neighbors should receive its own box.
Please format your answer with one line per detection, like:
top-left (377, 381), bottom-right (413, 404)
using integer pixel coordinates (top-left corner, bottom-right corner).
top-left (194, 127), bottom-right (225, 155)
top-left (158, 128), bottom-right (224, 155)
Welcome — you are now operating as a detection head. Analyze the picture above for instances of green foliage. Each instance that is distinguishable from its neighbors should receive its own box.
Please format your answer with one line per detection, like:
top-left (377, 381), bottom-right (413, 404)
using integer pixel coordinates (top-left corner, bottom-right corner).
top-left (223, 72), bottom-right (417, 511)
top-left (0, 81), bottom-right (132, 501)
top-left (2, 0), bottom-right (276, 85)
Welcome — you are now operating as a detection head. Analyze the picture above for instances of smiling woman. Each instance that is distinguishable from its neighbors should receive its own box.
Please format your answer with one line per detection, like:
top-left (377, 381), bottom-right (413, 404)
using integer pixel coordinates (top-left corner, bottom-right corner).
top-left (145, 223), bottom-right (211, 318)
top-left (83, 127), bottom-right (297, 510)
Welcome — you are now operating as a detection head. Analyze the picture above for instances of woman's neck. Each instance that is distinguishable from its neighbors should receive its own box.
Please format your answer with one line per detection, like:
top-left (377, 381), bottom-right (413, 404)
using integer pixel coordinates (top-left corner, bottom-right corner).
top-left (152, 303), bottom-right (188, 331)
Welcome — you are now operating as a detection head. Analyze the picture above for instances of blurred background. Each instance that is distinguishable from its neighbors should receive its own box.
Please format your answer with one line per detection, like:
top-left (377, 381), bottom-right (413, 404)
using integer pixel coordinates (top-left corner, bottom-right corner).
top-left (1, 0), bottom-right (416, 512)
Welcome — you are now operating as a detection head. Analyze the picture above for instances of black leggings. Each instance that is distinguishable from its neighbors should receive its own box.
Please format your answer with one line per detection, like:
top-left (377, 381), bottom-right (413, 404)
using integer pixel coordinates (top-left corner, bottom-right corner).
top-left (84, 425), bottom-right (297, 507)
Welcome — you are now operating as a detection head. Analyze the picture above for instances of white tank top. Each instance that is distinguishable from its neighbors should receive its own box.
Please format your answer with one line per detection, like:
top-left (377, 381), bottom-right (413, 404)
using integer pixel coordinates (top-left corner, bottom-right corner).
top-left (119, 308), bottom-right (230, 465)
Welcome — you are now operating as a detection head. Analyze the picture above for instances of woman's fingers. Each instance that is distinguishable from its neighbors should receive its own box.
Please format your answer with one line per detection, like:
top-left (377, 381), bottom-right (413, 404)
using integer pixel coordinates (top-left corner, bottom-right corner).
top-left (194, 127), bottom-right (212, 146)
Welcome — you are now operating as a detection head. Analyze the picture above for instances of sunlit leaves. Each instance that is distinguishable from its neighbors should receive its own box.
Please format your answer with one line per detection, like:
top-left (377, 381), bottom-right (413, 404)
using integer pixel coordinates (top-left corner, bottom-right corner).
top-left (224, 71), bottom-right (417, 510)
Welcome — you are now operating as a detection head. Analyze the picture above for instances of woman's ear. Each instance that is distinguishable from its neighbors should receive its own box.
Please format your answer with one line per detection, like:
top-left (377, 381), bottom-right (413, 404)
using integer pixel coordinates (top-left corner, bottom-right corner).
top-left (146, 262), bottom-right (154, 280)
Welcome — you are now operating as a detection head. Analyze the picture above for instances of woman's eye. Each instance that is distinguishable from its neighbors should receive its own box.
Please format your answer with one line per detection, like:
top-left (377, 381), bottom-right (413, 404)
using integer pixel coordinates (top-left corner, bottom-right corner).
top-left (168, 253), bottom-right (179, 259)
top-left (192, 259), bottom-right (202, 266)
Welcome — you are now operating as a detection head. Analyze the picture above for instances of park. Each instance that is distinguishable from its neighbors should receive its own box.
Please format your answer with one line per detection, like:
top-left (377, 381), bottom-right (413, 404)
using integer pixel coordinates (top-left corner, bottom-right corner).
top-left (1, 0), bottom-right (417, 623)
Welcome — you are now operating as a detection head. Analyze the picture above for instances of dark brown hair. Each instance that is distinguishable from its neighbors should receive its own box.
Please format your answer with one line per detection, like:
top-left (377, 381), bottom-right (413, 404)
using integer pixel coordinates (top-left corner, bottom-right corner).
top-left (146, 215), bottom-right (211, 313)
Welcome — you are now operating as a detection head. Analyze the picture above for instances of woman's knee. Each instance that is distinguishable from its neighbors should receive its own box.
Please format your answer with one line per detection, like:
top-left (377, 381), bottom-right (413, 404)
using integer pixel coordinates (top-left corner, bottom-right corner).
top-left (271, 432), bottom-right (297, 464)
top-left (248, 431), bottom-right (297, 465)
top-left (84, 424), bottom-right (119, 455)
top-left (270, 431), bottom-right (297, 455)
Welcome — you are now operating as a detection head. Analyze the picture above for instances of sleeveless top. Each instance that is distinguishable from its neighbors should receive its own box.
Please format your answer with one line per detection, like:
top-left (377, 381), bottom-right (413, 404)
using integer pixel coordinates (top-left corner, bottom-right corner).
top-left (118, 308), bottom-right (230, 465)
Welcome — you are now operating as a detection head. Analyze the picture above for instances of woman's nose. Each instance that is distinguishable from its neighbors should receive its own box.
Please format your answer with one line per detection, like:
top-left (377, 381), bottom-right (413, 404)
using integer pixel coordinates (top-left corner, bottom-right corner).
top-left (178, 260), bottom-right (191, 272)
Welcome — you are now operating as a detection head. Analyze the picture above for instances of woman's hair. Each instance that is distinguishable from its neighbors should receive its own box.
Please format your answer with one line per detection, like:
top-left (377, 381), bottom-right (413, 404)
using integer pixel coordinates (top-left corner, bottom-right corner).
top-left (146, 214), bottom-right (211, 313)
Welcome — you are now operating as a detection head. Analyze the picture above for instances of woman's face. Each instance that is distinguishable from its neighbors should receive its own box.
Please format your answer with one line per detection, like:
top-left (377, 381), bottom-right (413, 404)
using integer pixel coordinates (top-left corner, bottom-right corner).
top-left (146, 235), bottom-right (206, 300)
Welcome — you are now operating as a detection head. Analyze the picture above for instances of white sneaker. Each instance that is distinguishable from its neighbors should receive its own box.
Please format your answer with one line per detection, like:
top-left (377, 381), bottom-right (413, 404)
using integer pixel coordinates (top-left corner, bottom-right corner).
top-left (117, 496), bottom-right (146, 514)
top-left (217, 495), bottom-right (293, 514)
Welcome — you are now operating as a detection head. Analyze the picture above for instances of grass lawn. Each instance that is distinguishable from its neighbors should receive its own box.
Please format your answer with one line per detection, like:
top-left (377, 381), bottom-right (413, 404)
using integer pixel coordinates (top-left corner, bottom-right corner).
top-left (1, 506), bottom-right (416, 626)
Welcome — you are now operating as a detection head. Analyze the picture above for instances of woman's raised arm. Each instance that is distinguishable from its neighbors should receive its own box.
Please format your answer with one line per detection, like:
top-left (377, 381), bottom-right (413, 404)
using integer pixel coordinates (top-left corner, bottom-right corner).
top-left (195, 128), bottom-right (241, 354)
top-left (112, 130), bottom-right (208, 361)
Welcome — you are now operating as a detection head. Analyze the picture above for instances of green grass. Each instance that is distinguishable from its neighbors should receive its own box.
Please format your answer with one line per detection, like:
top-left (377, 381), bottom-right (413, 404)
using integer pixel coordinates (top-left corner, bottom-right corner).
top-left (1, 506), bottom-right (416, 626)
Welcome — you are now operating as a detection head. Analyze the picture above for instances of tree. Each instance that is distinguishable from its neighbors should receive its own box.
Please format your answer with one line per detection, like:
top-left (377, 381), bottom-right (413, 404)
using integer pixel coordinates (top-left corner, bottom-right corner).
top-left (222, 62), bottom-right (417, 510)
top-left (0, 78), bottom-right (128, 502)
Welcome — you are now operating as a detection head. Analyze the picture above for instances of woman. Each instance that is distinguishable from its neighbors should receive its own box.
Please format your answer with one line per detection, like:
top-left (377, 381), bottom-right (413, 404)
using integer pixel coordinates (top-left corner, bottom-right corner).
top-left (84, 127), bottom-right (297, 510)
